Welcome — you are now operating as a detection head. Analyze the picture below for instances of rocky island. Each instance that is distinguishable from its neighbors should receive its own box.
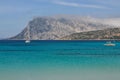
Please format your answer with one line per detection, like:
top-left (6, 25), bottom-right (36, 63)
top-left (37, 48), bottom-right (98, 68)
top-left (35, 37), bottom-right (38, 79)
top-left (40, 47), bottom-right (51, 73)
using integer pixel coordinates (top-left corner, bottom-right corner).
top-left (10, 16), bottom-right (120, 40)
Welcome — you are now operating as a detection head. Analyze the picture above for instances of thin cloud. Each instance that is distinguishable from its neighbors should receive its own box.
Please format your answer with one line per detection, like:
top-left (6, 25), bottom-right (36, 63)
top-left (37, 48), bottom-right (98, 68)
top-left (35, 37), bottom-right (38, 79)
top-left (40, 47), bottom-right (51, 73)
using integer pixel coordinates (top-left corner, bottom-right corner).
top-left (92, 0), bottom-right (120, 6)
top-left (53, 1), bottom-right (110, 9)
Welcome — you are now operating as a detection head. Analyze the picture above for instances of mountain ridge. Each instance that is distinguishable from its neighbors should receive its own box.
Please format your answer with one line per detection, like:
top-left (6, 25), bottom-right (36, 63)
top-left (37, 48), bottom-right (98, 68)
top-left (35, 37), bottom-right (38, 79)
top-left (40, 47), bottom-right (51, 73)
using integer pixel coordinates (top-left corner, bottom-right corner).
top-left (10, 16), bottom-right (120, 40)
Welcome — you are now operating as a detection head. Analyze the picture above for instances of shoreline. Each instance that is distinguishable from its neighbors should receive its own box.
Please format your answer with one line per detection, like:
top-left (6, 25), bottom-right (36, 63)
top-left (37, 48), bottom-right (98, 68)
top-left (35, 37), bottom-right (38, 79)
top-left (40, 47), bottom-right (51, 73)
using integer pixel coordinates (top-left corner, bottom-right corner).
top-left (0, 39), bottom-right (119, 41)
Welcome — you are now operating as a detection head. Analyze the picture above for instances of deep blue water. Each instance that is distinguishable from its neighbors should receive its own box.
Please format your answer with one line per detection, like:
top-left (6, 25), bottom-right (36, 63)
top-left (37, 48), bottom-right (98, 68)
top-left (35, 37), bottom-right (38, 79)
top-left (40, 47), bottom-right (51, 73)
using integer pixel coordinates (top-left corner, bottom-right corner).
top-left (0, 40), bottom-right (120, 80)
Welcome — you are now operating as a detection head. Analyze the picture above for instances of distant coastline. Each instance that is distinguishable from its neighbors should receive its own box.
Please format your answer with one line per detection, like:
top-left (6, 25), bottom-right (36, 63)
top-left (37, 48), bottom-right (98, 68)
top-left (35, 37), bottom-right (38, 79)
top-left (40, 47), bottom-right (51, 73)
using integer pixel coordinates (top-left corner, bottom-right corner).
top-left (8, 16), bottom-right (120, 40)
top-left (1, 39), bottom-right (119, 41)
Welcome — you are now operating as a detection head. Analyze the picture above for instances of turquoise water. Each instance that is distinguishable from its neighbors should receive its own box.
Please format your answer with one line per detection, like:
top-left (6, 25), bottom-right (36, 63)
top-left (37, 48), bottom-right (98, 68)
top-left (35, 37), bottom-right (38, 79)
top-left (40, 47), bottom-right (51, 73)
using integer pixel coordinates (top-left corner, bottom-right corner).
top-left (0, 40), bottom-right (120, 80)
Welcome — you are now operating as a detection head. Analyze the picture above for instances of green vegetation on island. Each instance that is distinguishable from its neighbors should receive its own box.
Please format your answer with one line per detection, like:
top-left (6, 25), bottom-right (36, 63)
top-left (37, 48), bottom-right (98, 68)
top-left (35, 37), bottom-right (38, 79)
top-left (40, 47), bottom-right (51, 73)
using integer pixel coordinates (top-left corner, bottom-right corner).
top-left (61, 28), bottom-right (120, 40)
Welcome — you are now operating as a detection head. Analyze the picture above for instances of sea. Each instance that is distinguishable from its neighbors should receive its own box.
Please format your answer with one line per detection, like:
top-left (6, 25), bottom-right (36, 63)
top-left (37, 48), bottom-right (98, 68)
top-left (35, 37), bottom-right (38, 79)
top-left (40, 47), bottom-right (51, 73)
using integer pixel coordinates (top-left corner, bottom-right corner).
top-left (0, 40), bottom-right (120, 80)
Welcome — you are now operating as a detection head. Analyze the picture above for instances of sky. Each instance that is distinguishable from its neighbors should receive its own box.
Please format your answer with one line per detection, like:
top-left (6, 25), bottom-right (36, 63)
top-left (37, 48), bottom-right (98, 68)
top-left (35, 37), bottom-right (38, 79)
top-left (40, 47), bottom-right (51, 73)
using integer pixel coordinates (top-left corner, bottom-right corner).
top-left (0, 0), bottom-right (120, 38)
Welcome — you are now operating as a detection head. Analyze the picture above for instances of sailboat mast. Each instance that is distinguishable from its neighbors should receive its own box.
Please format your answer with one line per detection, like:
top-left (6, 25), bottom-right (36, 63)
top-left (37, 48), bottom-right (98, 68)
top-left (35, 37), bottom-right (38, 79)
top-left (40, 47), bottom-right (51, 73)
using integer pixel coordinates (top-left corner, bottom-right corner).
top-left (109, 29), bottom-right (111, 40)
top-left (25, 25), bottom-right (31, 43)
top-left (28, 26), bottom-right (30, 40)
top-left (26, 25), bottom-right (30, 40)
top-left (108, 29), bottom-right (112, 40)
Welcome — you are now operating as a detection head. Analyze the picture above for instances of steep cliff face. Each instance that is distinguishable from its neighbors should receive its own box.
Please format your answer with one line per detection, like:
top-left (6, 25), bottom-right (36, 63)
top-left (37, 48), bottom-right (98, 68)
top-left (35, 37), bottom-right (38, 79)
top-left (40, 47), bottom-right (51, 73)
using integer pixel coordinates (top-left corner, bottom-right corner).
top-left (10, 16), bottom-right (116, 40)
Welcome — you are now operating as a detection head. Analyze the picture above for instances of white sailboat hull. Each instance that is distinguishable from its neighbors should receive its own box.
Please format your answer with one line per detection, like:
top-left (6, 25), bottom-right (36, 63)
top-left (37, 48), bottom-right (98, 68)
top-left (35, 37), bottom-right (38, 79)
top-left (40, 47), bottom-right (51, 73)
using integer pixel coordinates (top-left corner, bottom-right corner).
top-left (25, 40), bottom-right (30, 43)
top-left (104, 42), bottom-right (116, 46)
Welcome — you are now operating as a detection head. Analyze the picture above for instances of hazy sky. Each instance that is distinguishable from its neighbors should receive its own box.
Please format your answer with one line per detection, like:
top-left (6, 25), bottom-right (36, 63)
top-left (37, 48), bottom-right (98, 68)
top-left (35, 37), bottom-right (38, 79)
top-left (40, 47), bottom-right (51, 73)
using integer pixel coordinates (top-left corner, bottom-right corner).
top-left (0, 0), bottom-right (120, 38)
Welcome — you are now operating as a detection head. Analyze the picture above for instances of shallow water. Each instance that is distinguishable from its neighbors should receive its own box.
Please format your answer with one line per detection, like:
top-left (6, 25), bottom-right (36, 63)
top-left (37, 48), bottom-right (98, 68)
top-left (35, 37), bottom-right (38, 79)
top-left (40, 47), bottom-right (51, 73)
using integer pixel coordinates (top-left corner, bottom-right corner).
top-left (0, 40), bottom-right (120, 80)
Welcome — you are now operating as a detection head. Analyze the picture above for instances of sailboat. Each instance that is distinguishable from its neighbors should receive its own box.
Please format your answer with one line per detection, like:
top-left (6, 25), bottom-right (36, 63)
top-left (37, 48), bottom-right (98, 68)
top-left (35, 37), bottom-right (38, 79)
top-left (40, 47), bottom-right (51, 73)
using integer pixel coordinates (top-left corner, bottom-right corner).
top-left (104, 41), bottom-right (115, 46)
top-left (25, 39), bottom-right (30, 43)
top-left (25, 26), bottom-right (31, 43)
top-left (104, 30), bottom-right (115, 46)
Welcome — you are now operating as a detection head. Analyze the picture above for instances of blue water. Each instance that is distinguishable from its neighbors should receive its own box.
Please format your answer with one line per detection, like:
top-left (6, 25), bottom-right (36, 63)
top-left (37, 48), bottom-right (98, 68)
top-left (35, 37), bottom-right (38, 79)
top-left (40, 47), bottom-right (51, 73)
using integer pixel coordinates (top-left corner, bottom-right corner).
top-left (0, 40), bottom-right (120, 80)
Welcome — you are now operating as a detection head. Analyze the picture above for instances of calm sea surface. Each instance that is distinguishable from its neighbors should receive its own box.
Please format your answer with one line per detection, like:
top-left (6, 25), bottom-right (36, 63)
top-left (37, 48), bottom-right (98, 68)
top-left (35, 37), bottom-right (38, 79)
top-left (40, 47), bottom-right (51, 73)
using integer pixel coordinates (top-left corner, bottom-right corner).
top-left (0, 40), bottom-right (120, 80)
